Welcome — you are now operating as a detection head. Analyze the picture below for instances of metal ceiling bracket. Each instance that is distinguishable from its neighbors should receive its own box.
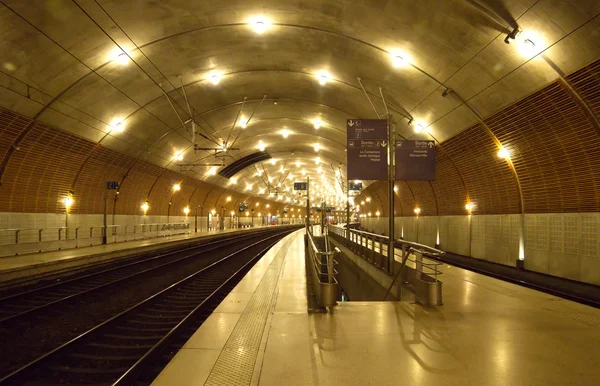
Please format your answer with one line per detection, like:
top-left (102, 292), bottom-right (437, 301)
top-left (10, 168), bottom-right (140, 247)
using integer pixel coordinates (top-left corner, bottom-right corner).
top-left (357, 77), bottom-right (381, 118)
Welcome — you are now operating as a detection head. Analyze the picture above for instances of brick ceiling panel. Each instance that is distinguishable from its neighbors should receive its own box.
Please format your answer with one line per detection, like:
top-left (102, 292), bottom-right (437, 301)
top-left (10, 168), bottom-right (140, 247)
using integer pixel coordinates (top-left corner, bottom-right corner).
top-left (148, 169), bottom-right (186, 217)
top-left (486, 80), bottom-right (600, 213)
top-left (1, 122), bottom-right (95, 213)
top-left (443, 124), bottom-right (521, 214)
top-left (74, 147), bottom-right (137, 214)
top-left (117, 161), bottom-right (163, 215)
top-left (407, 181), bottom-right (438, 217)
top-left (430, 151), bottom-right (468, 216)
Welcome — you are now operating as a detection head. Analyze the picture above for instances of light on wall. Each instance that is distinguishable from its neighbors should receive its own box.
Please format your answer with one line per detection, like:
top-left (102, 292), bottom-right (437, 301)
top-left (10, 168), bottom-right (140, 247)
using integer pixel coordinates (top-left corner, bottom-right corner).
top-left (141, 201), bottom-right (149, 214)
top-left (257, 140), bottom-right (266, 151)
top-left (497, 147), bottom-right (510, 159)
top-left (172, 183), bottom-right (181, 192)
top-left (376, 211), bottom-right (380, 217)
top-left (211, 209), bottom-right (216, 215)
top-left (63, 195), bottom-right (73, 210)
top-left (313, 119), bottom-right (323, 129)
top-left (465, 202), bottom-right (475, 212)
top-left (226, 196), bottom-right (232, 202)
top-left (183, 206), bottom-right (190, 215)
top-left (414, 207), bottom-right (421, 215)
top-left (280, 129), bottom-right (290, 138)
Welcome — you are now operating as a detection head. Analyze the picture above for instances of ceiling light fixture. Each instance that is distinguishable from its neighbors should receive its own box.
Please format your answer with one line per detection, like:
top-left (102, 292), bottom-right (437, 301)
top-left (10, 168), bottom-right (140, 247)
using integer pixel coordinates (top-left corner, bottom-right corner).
top-left (172, 183), bottom-right (181, 192)
top-left (117, 53), bottom-right (129, 65)
top-left (209, 72), bottom-right (221, 85)
top-left (281, 128), bottom-right (290, 138)
top-left (313, 119), bottom-right (322, 129)
top-left (414, 123), bottom-right (426, 134)
top-left (314, 143), bottom-right (321, 152)
top-left (392, 55), bottom-right (406, 68)
top-left (257, 140), bottom-right (266, 151)
top-left (111, 121), bottom-right (125, 133)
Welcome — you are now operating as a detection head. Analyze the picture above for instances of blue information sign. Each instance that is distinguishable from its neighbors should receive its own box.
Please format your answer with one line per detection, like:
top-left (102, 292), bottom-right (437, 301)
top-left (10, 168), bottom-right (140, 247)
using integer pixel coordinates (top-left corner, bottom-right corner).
top-left (106, 181), bottom-right (119, 190)
top-left (349, 182), bottom-right (363, 191)
top-left (395, 140), bottom-right (436, 180)
top-left (347, 119), bottom-right (388, 180)
top-left (294, 182), bottom-right (308, 191)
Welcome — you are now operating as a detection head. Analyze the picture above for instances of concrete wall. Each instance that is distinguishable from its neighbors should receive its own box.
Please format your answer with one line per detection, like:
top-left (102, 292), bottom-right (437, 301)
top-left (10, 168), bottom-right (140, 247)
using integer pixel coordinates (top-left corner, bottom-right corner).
top-left (0, 212), bottom-right (291, 257)
top-left (359, 213), bottom-right (600, 286)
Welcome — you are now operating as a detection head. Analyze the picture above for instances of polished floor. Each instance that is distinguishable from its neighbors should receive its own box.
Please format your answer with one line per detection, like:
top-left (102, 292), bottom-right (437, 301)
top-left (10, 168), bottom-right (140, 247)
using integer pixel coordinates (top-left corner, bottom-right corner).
top-left (153, 229), bottom-right (600, 386)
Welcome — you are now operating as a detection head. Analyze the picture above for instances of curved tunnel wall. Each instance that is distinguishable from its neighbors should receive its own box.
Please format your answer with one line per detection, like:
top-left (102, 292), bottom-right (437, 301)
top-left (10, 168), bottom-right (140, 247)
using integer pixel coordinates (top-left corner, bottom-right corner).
top-left (358, 59), bottom-right (600, 217)
top-left (0, 111), bottom-right (301, 220)
top-left (354, 59), bottom-right (600, 285)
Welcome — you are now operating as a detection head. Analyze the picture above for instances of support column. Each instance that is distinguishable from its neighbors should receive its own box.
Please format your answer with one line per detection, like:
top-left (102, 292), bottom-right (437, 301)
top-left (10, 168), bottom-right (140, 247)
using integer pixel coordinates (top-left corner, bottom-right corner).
top-left (387, 115), bottom-right (395, 274)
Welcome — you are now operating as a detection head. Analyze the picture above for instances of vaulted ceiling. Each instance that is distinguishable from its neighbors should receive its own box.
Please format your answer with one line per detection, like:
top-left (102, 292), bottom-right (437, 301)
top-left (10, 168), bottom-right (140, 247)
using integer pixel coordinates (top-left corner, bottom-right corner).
top-left (0, 0), bottom-right (599, 212)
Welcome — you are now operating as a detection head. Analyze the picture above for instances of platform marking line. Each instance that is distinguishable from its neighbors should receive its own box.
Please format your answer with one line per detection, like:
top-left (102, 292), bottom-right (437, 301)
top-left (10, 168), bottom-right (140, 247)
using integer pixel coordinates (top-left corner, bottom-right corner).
top-left (204, 236), bottom-right (292, 386)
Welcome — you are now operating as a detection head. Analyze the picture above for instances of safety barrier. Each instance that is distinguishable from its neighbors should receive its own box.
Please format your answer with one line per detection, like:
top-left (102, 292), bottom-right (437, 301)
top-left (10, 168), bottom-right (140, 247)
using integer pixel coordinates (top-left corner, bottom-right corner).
top-left (0, 222), bottom-right (191, 257)
top-left (328, 224), bottom-right (445, 306)
top-left (305, 226), bottom-right (338, 309)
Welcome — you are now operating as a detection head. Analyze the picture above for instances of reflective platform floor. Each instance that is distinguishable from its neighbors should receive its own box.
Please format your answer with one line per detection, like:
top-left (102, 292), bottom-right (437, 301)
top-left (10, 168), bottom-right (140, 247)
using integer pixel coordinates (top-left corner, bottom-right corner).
top-left (153, 229), bottom-right (600, 386)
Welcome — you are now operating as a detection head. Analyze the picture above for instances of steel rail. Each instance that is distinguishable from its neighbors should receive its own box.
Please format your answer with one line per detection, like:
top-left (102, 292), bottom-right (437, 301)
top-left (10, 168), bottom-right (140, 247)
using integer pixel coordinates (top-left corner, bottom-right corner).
top-left (0, 230), bottom-right (293, 385)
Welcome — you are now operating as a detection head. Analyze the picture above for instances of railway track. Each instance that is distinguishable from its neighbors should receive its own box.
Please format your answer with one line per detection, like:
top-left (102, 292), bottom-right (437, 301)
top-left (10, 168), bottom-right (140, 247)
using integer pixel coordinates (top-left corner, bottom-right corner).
top-left (0, 229), bottom-right (294, 385)
top-left (0, 228), bottom-right (284, 323)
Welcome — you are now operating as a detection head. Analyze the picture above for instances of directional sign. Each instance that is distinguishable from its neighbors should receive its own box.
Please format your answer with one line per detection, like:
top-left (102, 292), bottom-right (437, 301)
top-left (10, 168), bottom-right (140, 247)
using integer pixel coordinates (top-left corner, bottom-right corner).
top-left (294, 182), bottom-right (308, 191)
top-left (395, 140), bottom-right (436, 181)
top-left (347, 119), bottom-right (388, 180)
top-left (106, 181), bottom-right (119, 190)
top-left (349, 182), bottom-right (363, 191)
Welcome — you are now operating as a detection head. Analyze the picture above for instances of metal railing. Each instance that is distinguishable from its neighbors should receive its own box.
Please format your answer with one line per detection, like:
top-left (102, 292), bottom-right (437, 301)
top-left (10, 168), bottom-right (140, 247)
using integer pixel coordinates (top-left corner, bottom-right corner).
top-left (0, 222), bottom-right (191, 257)
top-left (328, 225), bottom-right (444, 279)
top-left (328, 224), bottom-right (445, 306)
top-left (305, 225), bottom-right (338, 309)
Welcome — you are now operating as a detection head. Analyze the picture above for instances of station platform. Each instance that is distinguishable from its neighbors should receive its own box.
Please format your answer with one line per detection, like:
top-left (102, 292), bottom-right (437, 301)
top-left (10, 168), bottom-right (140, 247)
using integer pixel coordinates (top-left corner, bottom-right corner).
top-left (0, 226), bottom-right (283, 286)
top-left (153, 228), bottom-right (600, 386)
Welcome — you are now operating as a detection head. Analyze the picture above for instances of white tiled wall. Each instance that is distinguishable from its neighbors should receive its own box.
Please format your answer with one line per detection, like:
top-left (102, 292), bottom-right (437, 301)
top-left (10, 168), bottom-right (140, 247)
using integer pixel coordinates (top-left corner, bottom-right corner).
top-left (358, 213), bottom-right (600, 285)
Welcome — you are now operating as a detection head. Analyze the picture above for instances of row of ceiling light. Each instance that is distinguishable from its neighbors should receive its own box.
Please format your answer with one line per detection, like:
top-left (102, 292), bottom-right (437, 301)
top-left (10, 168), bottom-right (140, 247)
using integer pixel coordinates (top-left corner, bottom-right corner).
top-left (107, 17), bottom-right (541, 204)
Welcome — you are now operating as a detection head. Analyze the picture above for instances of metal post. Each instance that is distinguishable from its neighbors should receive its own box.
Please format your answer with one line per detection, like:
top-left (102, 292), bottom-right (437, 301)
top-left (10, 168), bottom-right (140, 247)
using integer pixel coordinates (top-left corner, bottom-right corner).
top-left (103, 189), bottom-right (108, 244)
top-left (194, 206), bottom-right (198, 233)
top-left (307, 177), bottom-right (311, 229)
top-left (387, 115), bottom-right (395, 274)
top-left (346, 180), bottom-right (350, 240)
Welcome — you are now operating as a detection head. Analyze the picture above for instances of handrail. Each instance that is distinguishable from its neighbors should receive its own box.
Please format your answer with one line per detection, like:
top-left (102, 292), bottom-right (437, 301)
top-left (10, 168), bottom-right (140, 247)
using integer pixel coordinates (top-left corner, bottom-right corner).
top-left (328, 224), bottom-right (445, 279)
top-left (305, 225), bottom-right (338, 308)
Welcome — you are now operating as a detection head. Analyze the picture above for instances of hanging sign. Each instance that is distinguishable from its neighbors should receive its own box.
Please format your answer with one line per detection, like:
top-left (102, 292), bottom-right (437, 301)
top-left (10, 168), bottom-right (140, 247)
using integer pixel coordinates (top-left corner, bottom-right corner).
top-left (395, 140), bottom-right (436, 180)
top-left (347, 119), bottom-right (388, 180)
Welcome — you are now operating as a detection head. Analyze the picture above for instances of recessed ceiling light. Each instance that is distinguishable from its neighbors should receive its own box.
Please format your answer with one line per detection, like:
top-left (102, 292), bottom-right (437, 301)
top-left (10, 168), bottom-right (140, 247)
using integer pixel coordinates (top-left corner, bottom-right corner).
top-left (281, 129), bottom-right (290, 138)
top-left (252, 19), bottom-right (270, 34)
top-left (117, 53), bottom-right (129, 65)
top-left (209, 73), bottom-right (221, 85)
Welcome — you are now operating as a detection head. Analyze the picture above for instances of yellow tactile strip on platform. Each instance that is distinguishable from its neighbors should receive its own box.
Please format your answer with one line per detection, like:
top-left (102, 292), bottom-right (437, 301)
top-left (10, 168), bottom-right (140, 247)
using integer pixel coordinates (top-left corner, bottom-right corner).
top-left (204, 243), bottom-right (288, 386)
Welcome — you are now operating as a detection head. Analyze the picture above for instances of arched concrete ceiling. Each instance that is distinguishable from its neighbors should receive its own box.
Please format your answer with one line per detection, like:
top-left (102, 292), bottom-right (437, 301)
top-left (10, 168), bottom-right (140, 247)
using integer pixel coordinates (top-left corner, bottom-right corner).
top-left (1, 0), bottom-right (599, 209)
